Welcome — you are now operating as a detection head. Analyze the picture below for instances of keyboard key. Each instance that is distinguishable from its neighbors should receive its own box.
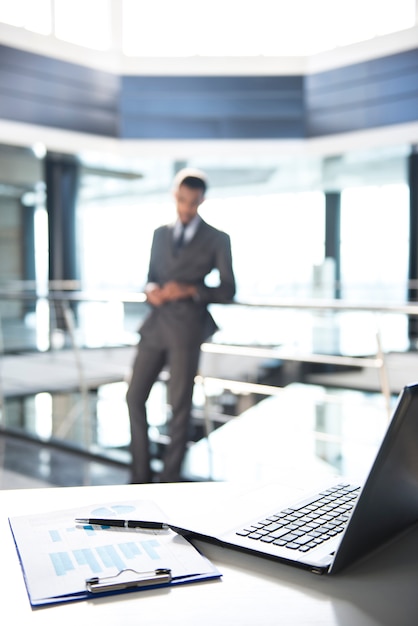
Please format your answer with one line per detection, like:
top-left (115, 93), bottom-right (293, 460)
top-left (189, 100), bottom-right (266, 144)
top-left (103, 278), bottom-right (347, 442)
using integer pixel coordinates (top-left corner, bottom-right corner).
top-left (262, 522), bottom-right (284, 533)
top-left (273, 538), bottom-right (287, 546)
top-left (293, 535), bottom-right (314, 545)
top-left (269, 528), bottom-right (290, 540)
top-left (281, 532), bottom-right (298, 542)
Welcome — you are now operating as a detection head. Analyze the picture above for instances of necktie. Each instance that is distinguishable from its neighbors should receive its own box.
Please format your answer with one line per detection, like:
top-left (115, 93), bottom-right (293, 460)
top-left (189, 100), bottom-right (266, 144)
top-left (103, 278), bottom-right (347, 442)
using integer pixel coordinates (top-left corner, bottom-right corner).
top-left (175, 224), bottom-right (187, 253)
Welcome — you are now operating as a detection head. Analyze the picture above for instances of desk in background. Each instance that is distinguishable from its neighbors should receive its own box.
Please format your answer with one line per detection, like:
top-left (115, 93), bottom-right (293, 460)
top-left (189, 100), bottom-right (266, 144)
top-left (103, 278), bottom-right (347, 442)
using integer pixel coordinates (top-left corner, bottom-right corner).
top-left (2, 481), bottom-right (417, 626)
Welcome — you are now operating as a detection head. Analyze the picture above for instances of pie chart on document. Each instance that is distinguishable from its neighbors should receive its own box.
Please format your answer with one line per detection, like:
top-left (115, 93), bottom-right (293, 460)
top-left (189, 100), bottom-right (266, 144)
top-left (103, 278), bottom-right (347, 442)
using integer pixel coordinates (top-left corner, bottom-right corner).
top-left (90, 504), bottom-right (137, 518)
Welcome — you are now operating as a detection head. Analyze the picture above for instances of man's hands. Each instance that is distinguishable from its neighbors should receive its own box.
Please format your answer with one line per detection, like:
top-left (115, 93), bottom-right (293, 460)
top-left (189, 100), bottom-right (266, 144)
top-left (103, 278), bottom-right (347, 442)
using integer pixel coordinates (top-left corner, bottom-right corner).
top-left (146, 281), bottom-right (197, 306)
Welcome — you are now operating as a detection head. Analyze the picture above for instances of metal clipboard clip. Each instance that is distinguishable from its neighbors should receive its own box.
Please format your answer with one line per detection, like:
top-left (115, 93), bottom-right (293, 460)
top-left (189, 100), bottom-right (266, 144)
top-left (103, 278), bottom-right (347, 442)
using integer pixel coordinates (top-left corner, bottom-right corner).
top-left (85, 567), bottom-right (172, 594)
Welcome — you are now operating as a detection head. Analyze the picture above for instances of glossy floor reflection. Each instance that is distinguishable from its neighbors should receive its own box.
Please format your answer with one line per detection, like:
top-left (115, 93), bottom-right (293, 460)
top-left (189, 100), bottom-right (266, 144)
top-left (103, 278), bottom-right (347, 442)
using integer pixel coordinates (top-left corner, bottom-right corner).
top-left (0, 434), bottom-right (130, 489)
top-left (0, 308), bottom-right (413, 490)
top-left (1, 383), bottom-right (395, 491)
top-left (183, 383), bottom-right (394, 485)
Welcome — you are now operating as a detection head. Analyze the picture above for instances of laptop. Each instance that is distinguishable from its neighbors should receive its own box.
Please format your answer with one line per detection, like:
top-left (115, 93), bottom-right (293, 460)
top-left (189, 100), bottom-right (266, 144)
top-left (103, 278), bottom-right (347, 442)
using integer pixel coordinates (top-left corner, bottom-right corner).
top-left (170, 382), bottom-right (418, 574)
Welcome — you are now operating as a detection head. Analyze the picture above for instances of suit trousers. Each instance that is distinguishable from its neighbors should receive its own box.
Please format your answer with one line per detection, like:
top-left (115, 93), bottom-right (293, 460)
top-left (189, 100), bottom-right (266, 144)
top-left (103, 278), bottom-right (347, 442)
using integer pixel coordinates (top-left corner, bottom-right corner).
top-left (126, 339), bottom-right (201, 483)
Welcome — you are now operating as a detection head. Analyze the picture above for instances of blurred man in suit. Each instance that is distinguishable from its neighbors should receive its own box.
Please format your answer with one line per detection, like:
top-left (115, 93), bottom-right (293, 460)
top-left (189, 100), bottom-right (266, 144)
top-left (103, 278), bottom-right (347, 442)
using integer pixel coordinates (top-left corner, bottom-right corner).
top-left (127, 168), bottom-right (236, 483)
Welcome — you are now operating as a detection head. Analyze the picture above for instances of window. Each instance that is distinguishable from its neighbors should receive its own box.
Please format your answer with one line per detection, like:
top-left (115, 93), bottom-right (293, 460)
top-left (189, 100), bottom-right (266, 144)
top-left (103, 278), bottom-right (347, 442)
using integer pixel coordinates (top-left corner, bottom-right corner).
top-left (200, 191), bottom-right (325, 299)
top-left (340, 184), bottom-right (409, 302)
top-left (54, 0), bottom-right (111, 50)
top-left (77, 182), bottom-right (325, 347)
top-left (78, 186), bottom-right (325, 299)
top-left (122, 0), bottom-right (416, 57)
top-left (0, 0), bottom-right (415, 55)
top-left (0, 0), bottom-right (52, 34)
top-left (0, 0), bottom-right (112, 50)
top-left (339, 184), bottom-right (410, 352)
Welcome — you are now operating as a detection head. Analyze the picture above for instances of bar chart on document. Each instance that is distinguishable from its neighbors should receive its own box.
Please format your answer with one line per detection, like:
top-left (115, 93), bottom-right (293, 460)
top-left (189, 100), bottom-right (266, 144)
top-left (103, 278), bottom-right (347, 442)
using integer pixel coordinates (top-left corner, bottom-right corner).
top-left (50, 504), bottom-right (165, 577)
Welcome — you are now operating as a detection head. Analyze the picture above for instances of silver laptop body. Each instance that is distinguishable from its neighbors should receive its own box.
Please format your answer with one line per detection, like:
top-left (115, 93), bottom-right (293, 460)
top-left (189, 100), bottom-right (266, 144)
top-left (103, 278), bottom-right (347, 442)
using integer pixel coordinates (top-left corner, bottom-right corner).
top-left (172, 382), bottom-right (418, 574)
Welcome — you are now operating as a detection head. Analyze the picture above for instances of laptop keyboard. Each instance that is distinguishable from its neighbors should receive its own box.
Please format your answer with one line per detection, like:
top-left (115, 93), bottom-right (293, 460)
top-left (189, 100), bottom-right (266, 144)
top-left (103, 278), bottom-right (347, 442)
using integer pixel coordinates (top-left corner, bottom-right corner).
top-left (236, 483), bottom-right (361, 553)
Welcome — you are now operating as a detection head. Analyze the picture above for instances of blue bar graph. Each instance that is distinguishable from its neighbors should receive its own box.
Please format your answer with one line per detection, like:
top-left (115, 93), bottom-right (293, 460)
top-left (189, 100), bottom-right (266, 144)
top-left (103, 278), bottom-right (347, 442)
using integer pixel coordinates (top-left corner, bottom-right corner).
top-left (141, 540), bottom-right (161, 560)
top-left (73, 548), bottom-right (102, 574)
top-left (49, 530), bottom-right (61, 543)
top-left (96, 545), bottom-right (126, 571)
top-left (49, 552), bottom-right (76, 576)
top-left (47, 533), bottom-right (165, 579)
top-left (119, 542), bottom-right (142, 559)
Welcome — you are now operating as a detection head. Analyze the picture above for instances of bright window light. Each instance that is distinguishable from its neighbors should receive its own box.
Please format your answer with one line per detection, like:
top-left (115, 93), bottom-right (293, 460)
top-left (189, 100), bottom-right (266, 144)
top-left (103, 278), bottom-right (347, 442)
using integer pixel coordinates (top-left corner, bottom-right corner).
top-left (122, 0), bottom-right (199, 57)
top-left (25, 0), bottom-right (52, 35)
top-left (34, 393), bottom-right (53, 439)
top-left (54, 0), bottom-right (111, 50)
top-left (0, 0), bottom-right (52, 34)
top-left (340, 184), bottom-right (409, 302)
top-left (122, 0), bottom-right (416, 57)
top-left (0, 0), bottom-right (28, 27)
top-left (0, 0), bottom-right (415, 56)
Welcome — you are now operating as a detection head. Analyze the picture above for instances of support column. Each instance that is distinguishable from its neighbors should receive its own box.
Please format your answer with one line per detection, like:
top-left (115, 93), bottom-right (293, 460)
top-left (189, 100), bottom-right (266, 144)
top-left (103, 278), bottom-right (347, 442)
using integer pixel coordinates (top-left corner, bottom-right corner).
top-left (21, 199), bottom-right (36, 313)
top-left (324, 191), bottom-right (341, 299)
top-left (44, 152), bottom-right (80, 332)
top-left (45, 152), bottom-right (80, 284)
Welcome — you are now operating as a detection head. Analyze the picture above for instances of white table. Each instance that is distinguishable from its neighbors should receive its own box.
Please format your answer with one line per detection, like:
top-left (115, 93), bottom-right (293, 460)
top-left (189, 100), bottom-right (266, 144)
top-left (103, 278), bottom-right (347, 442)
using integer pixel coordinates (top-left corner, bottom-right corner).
top-left (2, 481), bottom-right (418, 625)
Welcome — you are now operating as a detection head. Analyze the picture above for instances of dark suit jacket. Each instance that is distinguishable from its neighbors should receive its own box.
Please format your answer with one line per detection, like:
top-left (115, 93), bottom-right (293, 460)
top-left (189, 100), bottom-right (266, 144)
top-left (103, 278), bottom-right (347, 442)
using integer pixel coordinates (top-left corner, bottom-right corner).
top-left (140, 218), bottom-right (236, 348)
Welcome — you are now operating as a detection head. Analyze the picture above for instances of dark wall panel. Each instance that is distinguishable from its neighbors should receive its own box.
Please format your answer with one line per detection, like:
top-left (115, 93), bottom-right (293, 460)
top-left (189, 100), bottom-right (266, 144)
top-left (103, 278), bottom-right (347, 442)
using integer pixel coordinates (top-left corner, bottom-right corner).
top-left (0, 44), bottom-right (119, 136)
top-left (120, 75), bottom-right (305, 139)
top-left (121, 116), bottom-right (304, 140)
top-left (0, 91), bottom-right (117, 135)
top-left (1, 42), bottom-right (418, 140)
top-left (305, 48), bottom-right (418, 137)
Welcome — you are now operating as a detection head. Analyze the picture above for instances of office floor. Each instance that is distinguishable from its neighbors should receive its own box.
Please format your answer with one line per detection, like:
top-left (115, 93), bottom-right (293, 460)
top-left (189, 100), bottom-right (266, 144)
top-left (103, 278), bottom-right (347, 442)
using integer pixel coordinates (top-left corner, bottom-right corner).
top-left (0, 434), bottom-right (131, 489)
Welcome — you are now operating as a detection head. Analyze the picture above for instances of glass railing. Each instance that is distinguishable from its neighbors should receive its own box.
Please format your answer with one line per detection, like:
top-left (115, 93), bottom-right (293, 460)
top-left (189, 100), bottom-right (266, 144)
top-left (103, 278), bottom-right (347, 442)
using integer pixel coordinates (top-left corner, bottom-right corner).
top-left (1, 281), bottom-right (417, 475)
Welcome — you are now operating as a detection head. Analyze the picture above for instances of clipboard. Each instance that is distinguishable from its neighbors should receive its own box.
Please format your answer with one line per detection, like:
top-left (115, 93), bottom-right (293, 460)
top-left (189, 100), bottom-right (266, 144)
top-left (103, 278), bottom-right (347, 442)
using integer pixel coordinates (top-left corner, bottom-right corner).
top-left (8, 499), bottom-right (221, 607)
top-left (85, 567), bottom-right (172, 594)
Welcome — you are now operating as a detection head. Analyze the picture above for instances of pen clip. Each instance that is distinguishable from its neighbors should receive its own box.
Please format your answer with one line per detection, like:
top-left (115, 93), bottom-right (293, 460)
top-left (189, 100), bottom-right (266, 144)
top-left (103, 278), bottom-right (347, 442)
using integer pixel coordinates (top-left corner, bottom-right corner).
top-left (85, 568), bottom-right (172, 594)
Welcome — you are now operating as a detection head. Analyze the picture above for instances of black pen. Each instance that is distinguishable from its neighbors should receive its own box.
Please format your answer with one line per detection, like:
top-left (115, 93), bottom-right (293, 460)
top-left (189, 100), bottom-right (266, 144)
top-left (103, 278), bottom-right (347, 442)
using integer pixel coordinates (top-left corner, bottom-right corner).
top-left (75, 517), bottom-right (169, 530)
